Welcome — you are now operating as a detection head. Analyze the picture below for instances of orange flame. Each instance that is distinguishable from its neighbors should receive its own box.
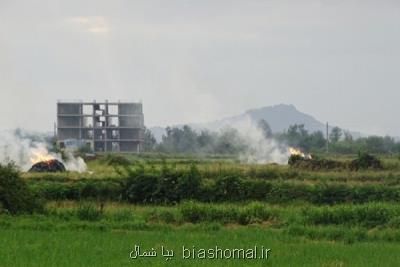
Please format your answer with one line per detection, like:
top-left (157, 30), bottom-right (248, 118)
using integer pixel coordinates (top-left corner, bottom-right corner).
top-left (29, 148), bottom-right (55, 164)
top-left (289, 147), bottom-right (312, 160)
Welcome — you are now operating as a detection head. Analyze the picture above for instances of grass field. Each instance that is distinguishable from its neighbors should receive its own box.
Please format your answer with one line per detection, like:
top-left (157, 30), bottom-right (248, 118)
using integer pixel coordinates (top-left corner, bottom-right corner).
top-left (2, 228), bottom-right (400, 267)
top-left (2, 154), bottom-right (400, 266)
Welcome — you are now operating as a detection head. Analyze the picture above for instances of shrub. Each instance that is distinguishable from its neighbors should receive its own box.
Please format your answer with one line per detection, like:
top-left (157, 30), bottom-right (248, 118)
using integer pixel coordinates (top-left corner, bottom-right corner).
top-left (253, 167), bottom-right (281, 179)
top-left (30, 180), bottom-right (123, 201)
top-left (349, 153), bottom-right (383, 171)
top-left (0, 163), bottom-right (43, 214)
top-left (123, 174), bottom-right (158, 203)
top-left (179, 201), bottom-right (273, 225)
top-left (104, 154), bottom-right (132, 166)
top-left (120, 164), bottom-right (158, 203)
top-left (111, 209), bottom-right (134, 222)
top-left (214, 175), bottom-right (244, 201)
top-left (243, 202), bottom-right (273, 223)
top-left (311, 184), bottom-right (350, 205)
top-left (243, 180), bottom-right (272, 200)
top-left (180, 201), bottom-right (208, 223)
top-left (303, 204), bottom-right (397, 228)
top-left (387, 217), bottom-right (400, 228)
top-left (177, 164), bottom-right (201, 200)
top-left (145, 209), bottom-right (178, 224)
top-left (266, 183), bottom-right (311, 203)
top-left (153, 165), bottom-right (180, 204)
top-left (197, 181), bottom-right (217, 202)
top-left (76, 202), bottom-right (104, 221)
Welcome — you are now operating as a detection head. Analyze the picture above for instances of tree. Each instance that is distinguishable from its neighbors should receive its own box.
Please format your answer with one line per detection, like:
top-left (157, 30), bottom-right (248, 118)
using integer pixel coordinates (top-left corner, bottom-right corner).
top-left (180, 125), bottom-right (198, 153)
top-left (284, 124), bottom-right (309, 149)
top-left (197, 130), bottom-right (216, 153)
top-left (144, 128), bottom-right (157, 152)
top-left (364, 136), bottom-right (394, 154)
top-left (0, 163), bottom-right (43, 214)
top-left (215, 128), bottom-right (245, 154)
top-left (257, 119), bottom-right (273, 138)
top-left (343, 131), bottom-right (353, 142)
top-left (159, 125), bottom-right (199, 153)
top-left (307, 131), bottom-right (326, 150)
top-left (329, 127), bottom-right (342, 143)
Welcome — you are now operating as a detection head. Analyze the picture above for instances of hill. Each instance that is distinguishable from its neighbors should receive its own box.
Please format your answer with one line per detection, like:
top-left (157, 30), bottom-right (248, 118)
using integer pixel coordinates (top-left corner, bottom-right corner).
top-left (149, 104), bottom-right (354, 141)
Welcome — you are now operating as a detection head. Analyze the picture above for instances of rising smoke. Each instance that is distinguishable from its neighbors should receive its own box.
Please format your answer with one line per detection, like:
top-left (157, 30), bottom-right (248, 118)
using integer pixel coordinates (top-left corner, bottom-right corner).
top-left (228, 116), bottom-right (290, 164)
top-left (0, 129), bottom-right (87, 172)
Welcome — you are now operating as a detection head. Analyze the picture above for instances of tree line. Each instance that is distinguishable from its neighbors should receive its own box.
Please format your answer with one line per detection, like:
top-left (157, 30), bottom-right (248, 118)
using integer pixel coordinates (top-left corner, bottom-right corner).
top-left (144, 120), bottom-right (400, 155)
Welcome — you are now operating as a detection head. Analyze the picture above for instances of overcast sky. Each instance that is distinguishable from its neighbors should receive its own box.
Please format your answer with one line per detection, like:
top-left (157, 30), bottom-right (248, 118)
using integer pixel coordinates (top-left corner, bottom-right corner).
top-left (0, 0), bottom-right (399, 136)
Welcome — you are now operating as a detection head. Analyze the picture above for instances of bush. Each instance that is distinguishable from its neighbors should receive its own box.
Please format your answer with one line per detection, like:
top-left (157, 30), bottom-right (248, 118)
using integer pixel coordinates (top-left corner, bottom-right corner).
top-left (145, 209), bottom-right (178, 224)
top-left (266, 183), bottom-right (311, 203)
top-left (118, 163), bottom-right (157, 203)
top-left (0, 163), bottom-right (43, 214)
top-left (303, 204), bottom-right (397, 228)
top-left (243, 180), bottom-right (272, 200)
top-left (311, 184), bottom-right (350, 205)
top-left (387, 217), bottom-right (400, 228)
top-left (350, 153), bottom-right (383, 171)
top-left (76, 202), bottom-right (104, 221)
top-left (121, 163), bottom-right (193, 204)
top-left (153, 165), bottom-right (180, 204)
top-left (214, 175), bottom-right (244, 201)
top-left (111, 209), bottom-right (134, 222)
top-left (25, 161), bottom-right (400, 205)
top-left (239, 202), bottom-right (273, 225)
top-left (177, 164), bottom-right (201, 200)
top-left (179, 201), bottom-right (273, 225)
top-left (30, 180), bottom-right (123, 201)
top-left (104, 154), bottom-right (131, 166)
top-left (180, 201), bottom-right (208, 223)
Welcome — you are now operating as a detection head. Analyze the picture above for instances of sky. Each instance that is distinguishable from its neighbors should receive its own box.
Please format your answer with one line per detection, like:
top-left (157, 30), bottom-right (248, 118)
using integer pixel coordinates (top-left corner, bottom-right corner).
top-left (0, 0), bottom-right (399, 136)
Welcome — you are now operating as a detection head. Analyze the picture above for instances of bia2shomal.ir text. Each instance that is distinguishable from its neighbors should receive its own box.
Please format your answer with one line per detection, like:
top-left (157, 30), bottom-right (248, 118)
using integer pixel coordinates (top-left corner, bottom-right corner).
top-left (130, 245), bottom-right (271, 261)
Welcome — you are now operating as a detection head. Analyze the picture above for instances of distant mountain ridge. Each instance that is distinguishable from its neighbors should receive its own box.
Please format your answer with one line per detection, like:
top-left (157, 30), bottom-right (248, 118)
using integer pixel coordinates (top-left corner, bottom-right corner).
top-left (149, 104), bottom-right (356, 141)
top-left (196, 104), bottom-right (326, 133)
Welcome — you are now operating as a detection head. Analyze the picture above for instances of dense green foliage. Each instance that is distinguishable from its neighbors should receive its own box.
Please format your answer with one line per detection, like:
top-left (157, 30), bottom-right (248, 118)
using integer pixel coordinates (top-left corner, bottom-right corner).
top-left (22, 158), bottom-right (400, 206)
top-left (145, 122), bottom-right (400, 155)
top-left (3, 154), bottom-right (400, 266)
top-left (156, 125), bottom-right (247, 154)
top-left (0, 163), bottom-right (42, 214)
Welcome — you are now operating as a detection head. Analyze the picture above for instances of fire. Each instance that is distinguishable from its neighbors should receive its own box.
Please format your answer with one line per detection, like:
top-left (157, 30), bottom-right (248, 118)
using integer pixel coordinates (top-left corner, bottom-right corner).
top-left (29, 148), bottom-right (55, 164)
top-left (289, 147), bottom-right (305, 157)
top-left (289, 147), bottom-right (312, 160)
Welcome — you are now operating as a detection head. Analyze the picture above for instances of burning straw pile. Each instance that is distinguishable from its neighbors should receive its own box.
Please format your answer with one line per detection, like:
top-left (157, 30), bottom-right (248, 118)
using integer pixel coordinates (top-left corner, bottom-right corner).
top-left (27, 149), bottom-right (66, 173)
top-left (29, 159), bottom-right (66, 172)
top-left (288, 152), bottom-right (344, 171)
top-left (288, 148), bottom-right (383, 171)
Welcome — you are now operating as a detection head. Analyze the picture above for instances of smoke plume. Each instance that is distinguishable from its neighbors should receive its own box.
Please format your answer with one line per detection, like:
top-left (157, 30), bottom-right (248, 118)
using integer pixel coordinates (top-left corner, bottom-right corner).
top-left (0, 129), bottom-right (87, 172)
top-left (228, 116), bottom-right (289, 164)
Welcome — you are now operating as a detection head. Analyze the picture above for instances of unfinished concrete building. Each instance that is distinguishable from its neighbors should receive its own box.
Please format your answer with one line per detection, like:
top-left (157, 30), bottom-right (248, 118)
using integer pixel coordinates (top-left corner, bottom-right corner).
top-left (57, 101), bottom-right (144, 153)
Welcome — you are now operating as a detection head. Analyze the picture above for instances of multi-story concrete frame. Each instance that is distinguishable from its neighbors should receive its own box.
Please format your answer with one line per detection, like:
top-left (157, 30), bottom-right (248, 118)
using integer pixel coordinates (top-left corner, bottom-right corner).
top-left (57, 101), bottom-right (144, 153)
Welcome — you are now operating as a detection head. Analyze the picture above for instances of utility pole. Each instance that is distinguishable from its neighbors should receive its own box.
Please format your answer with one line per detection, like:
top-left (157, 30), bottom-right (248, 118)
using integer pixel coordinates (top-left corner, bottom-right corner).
top-left (326, 122), bottom-right (329, 153)
top-left (54, 122), bottom-right (57, 139)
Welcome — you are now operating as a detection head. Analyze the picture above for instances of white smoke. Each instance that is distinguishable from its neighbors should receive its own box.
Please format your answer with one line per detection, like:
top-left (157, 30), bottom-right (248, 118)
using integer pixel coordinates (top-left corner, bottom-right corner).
top-left (227, 116), bottom-right (290, 164)
top-left (63, 152), bottom-right (87, 173)
top-left (0, 129), bottom-right (87, 172)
